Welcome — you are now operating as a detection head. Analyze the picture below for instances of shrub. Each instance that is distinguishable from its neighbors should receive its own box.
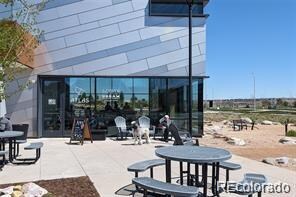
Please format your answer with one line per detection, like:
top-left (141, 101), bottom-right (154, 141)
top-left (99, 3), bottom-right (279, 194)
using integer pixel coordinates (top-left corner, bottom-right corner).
top-left (286, 130), bottom-right (296, 137)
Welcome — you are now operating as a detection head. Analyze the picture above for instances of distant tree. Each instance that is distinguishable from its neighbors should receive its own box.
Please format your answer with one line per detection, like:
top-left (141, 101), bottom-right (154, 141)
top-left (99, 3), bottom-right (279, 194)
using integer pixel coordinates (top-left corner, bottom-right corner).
top-left (262, 100), bottom-right (271, 109)
top-left (293, 101), bottom-right (296, 108)
top-left (282, 101), bottom-right (289, 107)
top-left (276, 98), bottom-right (284, 107)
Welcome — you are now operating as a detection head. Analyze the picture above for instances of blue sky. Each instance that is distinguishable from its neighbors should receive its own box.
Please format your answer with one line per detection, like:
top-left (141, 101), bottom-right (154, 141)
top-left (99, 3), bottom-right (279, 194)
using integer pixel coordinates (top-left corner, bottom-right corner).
top-left (204, 0), bottom-right (296, 99)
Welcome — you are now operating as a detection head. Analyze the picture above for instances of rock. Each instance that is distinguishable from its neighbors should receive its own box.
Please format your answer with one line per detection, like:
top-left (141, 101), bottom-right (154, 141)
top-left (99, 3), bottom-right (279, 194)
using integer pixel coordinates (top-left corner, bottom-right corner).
top-left (1, 195), bottom-right (11, 197)
top-left (0, 186), bottom-right (14, 195)
top-left (204, 125), bottom-right (222, 134)
top-left (241, 117), bottom-right (253, 124)
top-left (227, 137), bottom-right (246, 146)
top-left (262, 157), bottom-right (276, 165)
top-left (261, 120), bottom-right (273, 125)
top-left (213, 133), bottom-right (226, 139)
top-left (263, 157), bottom-right (295, 166)
top-left (13, 185), bottom-right (22, 191)
top-left (275, 157), bottom-right (289, 165)
top-left (222, 120), bottom-right (230, 125)
top-left (279, 137), bottom-right (296, 144)
top-left (12, 190), bottom-right (22, 197)
top-left (22, 183), bottom-right (48, 197)
top-left (273, 122), bottom-right (281, 125)
top-left (211, 126), bottom-right (222, 133)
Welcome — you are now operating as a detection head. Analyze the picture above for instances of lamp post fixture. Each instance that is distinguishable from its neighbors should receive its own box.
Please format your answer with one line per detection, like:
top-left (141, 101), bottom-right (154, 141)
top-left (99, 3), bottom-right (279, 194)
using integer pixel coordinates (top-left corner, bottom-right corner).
top-left (185, 0), bottom-right (194, 134)
top-left (252, 72), bottom-right (256, 111)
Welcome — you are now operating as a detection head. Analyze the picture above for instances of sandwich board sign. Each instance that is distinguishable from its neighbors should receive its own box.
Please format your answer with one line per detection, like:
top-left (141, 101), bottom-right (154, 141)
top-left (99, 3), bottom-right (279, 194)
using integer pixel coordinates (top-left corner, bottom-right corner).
top-left (70, 118), bottom-right (93, 145)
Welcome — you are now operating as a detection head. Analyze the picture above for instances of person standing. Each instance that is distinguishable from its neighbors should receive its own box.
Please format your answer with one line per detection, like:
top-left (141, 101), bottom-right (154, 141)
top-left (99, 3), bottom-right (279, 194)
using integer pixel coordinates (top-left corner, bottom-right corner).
top-left (160, 115), bottom-right (171, 142)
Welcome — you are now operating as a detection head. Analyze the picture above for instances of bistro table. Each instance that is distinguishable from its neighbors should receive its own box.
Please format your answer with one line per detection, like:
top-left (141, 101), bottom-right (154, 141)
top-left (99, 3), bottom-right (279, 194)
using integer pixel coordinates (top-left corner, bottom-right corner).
top-left (155, 146), bottom-right (232, 197)
top-left (0, 131), bottom-right (24, 163)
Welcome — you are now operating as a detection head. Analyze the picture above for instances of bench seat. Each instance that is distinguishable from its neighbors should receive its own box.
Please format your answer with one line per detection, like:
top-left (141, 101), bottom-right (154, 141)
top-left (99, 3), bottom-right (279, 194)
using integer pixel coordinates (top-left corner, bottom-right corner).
top-left (133, 177), bottom-right (199, 197)
top-left (128, 159), bottom-right (165, 172)
top-left (14, 142), bottom-right (43, 165)
top-left (0, 150), bottom-right (8, 156)
top-left (230, 173), bottom-right (267, 197)
top-left (128, 159), bottom-right (165, 178)
top-left (24, 142), bottom-right (43, 150)
top-left (220, 161), bottom-right (242, 170)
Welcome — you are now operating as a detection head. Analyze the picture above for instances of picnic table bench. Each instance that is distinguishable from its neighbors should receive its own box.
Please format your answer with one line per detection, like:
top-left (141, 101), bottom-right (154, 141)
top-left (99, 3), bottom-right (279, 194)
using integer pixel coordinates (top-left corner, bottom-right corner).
top-left (233, 120), bottom-right (255, 131)
top-left (133, 177), bottom-right (199, 197)
top-left (128, 159), bottom-right (165, 178)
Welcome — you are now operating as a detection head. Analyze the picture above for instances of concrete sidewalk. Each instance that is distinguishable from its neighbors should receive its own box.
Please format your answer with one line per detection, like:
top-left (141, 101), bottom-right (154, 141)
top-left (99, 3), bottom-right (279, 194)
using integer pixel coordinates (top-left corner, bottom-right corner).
top-left (0, 138), bottom-right (295, 197)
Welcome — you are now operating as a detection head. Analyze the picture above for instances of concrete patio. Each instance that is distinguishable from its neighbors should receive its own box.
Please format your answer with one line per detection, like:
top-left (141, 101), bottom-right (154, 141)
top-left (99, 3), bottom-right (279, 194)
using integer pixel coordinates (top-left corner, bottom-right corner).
top-left (0, 138), bottom-right (295, 197)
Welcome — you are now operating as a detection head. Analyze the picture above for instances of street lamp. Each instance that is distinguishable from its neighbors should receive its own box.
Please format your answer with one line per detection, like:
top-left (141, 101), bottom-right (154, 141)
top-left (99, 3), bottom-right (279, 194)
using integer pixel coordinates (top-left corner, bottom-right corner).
top-left (252, 72), bottom-right (256, 111)
top-left (185, 0), bottom-right (194, 134)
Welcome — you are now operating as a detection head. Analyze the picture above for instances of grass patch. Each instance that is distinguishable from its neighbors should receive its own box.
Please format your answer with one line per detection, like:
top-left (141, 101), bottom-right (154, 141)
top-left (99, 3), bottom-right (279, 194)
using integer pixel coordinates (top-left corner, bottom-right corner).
top-left (205, 110), bottom-right (296, 124)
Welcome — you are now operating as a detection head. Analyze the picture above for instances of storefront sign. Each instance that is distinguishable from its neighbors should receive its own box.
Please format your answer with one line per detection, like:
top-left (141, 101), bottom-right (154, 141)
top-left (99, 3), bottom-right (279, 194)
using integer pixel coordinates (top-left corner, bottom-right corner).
top-left (102, 89), bottom-right (120, 100)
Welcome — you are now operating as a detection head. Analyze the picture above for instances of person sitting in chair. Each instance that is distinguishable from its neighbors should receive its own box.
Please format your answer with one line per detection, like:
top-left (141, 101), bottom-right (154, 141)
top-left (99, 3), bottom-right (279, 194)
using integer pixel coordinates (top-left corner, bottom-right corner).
top-left (131, 120), bottom-right (150, 145)
top-left (0, 116), bottom-right (12, 131)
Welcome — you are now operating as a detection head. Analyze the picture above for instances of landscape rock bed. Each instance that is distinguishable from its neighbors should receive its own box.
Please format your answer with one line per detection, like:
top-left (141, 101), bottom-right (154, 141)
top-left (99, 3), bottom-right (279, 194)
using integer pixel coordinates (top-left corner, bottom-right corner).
top-left (0, 177), bottom-right (100, 197)
top-left (202, 121), bottom-right (296, 171)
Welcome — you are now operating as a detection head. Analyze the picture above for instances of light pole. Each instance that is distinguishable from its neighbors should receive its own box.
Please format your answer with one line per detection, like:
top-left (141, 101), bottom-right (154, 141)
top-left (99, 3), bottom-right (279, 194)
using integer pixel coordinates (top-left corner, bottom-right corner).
top-left (186, 0), bottom-right (193, 135)
top-left (252, 73), bottom-right (256, 111)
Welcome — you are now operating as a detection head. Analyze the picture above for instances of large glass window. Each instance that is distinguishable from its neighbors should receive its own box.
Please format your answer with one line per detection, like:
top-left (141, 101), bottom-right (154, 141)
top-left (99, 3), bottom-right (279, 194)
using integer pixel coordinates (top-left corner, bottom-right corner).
top-left (149, 78), bottom-right (167, 125)
top-left (168, 78), bottom-right (189, 130)
top-left (41, 76), bottom-right (204, 137)
top-left (133, 78), bottom-right (149, 117)
top-left (64, 77), bottom-right (95, 134)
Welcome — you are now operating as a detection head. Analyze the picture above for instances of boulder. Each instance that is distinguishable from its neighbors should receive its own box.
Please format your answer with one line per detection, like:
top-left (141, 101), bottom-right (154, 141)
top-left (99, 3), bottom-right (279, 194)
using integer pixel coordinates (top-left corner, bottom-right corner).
top-left (0, 186), bottom-right (14, 195)
top-left (241, 117), bottom-right (253, 124)
top-left (263, 157), bottom-right (294, 166)
top-left (275, 157), bottom-right (289, 165)
top-left (213, 133), bottom-right (226, 139)
top-left (13, 185), bottom-right (22, 191)
top-left (12, 190), bottom-right (22, 197)
top-left (227, 137), bottom-right (246, 146)
top-left (262, 157), bottom-right (276, 165)
top-left (22, 183), bottom-right (48, 197)
top-left (279, 137), bottom-right (296, 145)
top-left (261, 120), bottom-right (273, 125)
top-left (222, 120), bottom-right (230, 125)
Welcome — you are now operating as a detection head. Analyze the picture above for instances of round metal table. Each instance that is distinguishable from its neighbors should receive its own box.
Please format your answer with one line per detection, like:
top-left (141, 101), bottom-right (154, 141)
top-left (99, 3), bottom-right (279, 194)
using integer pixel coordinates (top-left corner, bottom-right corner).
top-left (0, 131), bottom-right (24, 162)
top-left (155, 146), bottom-right (232, 197)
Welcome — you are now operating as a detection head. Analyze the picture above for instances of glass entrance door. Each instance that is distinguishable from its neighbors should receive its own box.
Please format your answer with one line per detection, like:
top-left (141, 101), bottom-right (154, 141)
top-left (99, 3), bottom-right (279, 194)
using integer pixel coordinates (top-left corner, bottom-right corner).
top-left (42, 79), bottom-right (65, 137)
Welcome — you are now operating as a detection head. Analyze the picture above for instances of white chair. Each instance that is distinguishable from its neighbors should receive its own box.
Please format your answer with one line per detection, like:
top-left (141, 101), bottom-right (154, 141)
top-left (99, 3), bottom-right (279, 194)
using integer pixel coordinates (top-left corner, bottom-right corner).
top-left (114, 116), bottom-right (130, 140)
top-left (138, 116), bottom-right (155, 136)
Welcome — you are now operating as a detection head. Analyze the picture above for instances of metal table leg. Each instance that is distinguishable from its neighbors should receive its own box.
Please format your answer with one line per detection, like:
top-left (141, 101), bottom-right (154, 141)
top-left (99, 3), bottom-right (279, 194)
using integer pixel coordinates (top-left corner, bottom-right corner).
top-left (9, 138), bottom-right (13, 163)
top-left (165, 159), bottom-right (171, 183)
top-left (202, 164), bottom-right (208, 197)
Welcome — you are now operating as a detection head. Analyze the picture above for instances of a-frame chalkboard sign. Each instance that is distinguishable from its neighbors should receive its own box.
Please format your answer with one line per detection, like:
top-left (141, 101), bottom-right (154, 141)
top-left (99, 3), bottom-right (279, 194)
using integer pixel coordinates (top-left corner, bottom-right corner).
top-left (69, 118), bottom-right (93, 145)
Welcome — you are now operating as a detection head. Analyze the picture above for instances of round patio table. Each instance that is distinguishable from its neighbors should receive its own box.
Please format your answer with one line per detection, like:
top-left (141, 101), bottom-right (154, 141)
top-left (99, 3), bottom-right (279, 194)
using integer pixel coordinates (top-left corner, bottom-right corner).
top-left (0, 131), bottom-right (24, 163)
top-left (155, 146), bottom-right (232, 197)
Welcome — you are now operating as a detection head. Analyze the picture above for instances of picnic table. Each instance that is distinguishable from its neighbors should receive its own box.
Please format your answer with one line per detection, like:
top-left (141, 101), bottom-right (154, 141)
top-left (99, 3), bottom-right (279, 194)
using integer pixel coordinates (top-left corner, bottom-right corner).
top-left (155, 146), bottom-right (232, 197)
top-left (0, 131), bottom-right (24, 162)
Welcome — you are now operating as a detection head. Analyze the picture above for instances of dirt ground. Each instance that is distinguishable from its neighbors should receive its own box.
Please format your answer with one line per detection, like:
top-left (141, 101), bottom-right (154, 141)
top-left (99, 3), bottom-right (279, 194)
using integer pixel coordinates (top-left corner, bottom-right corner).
top-left (0, 176), bottom-right (100, 197)
top-left (200, 122), bottom-right (296, 171)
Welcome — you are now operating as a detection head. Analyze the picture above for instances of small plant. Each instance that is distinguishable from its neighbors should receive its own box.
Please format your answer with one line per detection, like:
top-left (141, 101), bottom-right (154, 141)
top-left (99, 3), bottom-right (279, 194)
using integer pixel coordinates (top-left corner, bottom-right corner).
top-left (286, 130), bottom-right (296, 137)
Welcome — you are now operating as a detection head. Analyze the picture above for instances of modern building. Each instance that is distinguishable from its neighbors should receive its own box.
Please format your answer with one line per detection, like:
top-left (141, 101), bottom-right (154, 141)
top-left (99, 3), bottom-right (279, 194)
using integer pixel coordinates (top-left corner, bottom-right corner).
top-left (1, 0), bottom-right (208, 137)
